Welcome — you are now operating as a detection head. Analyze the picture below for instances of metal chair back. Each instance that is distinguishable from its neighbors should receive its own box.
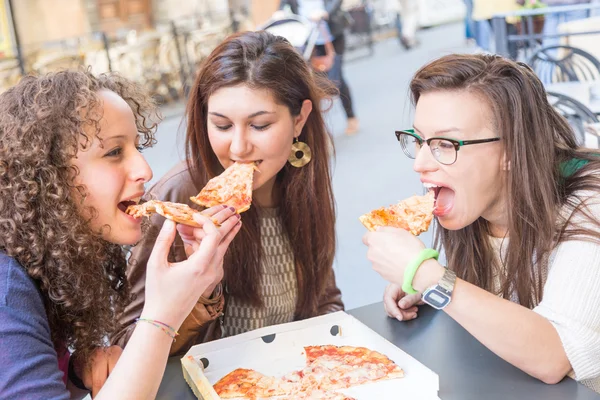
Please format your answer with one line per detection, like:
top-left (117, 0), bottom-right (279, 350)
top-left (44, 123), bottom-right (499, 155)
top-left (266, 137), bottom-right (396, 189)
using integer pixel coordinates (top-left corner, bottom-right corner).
top-left (529, 45), bottom-right (600, 83)
top-left (547, 90), bottom-right (600, 147)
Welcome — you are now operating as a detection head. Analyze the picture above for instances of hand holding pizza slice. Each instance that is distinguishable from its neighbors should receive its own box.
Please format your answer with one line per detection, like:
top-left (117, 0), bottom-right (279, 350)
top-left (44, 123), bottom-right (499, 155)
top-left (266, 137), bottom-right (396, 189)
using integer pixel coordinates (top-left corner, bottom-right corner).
top-left (190, 162), bottom-right (258, 213)
top-left (359, 191), bottom-right (435, 235)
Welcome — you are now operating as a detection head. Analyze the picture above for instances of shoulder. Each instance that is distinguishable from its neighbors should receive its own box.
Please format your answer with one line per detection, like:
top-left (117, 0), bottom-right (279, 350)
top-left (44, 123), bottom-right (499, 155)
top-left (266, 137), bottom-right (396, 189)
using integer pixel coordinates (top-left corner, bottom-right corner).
top-left (146, 161), bottom-right (199, 205)
top-left (0, 253), bottom-right (45, 312)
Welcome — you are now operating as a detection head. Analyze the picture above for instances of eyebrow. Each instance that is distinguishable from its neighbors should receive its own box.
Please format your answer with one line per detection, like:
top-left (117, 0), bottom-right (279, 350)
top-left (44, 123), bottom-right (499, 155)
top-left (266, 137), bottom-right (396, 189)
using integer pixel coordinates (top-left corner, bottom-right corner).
top-left (413, 125), bottom-right (462, 137)
top-left (209, 111), bottom-right (275, 119)
top-left (97, 134), bottom-right (128, 148)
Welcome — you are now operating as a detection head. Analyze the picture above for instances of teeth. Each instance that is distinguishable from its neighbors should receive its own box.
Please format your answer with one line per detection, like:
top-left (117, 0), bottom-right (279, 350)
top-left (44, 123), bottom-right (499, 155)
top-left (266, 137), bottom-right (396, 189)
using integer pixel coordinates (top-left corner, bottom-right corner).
top-left (127, 197), bottom-right (142, 204)
top-left (423, 183), bottom-right (439, 189)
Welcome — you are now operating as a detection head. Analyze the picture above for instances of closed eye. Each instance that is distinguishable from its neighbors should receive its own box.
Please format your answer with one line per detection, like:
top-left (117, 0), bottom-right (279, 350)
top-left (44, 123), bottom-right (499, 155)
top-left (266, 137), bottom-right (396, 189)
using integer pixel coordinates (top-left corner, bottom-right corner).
top-left (252, 124), bottom-right (271, 131)
top-left (215, 124), bottom-right (232, 131)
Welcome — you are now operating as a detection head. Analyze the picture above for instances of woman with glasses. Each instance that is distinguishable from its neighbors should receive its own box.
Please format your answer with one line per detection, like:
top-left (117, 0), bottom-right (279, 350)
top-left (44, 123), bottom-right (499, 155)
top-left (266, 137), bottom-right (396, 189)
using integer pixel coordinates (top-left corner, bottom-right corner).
top-left (363, 53), bottom-right (600, 391)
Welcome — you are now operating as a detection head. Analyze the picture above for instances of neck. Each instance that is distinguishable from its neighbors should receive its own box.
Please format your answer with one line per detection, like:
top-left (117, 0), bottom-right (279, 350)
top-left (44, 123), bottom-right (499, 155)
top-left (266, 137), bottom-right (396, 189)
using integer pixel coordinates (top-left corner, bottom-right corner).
top-left (253, 176), bottom-right (278, 208)
top-left (483, 194), bottom-right (509, 238)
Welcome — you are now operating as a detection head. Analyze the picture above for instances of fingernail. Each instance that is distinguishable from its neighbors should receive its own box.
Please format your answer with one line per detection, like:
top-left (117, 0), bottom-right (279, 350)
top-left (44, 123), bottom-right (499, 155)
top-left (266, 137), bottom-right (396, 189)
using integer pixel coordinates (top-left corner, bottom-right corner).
top-left (229, 206), bottom-right (236, 212)
top-left (398, 301), bottom-right (406, 308)
top-left (236, 220), bottom-right (242, 226)
top-left (395, 314), bottom-right (402, 321)
top-left (222, 204), bottom-right (228, 208)
top-left (236, 214), bottom-right (241, 219)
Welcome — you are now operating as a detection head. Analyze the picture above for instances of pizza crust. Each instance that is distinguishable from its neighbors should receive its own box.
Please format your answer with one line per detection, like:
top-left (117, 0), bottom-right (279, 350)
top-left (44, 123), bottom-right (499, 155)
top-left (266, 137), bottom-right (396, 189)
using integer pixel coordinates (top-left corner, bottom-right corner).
top-left (126, 200), bottom-right (204, 228)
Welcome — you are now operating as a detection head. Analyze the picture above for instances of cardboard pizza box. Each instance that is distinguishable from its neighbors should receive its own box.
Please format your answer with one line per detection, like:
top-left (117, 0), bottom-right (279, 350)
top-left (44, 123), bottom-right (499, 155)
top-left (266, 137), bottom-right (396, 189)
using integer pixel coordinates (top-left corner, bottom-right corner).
top-left (181, 311), bottom-right (440, 399)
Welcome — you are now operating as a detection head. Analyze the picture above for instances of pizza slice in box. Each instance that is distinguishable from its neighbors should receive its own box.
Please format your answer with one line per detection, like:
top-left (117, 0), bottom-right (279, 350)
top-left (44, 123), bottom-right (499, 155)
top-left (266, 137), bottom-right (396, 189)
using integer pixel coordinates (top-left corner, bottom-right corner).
top-left (359, 191), bottom-right (435, 235)
top-left (213, 368), bottom-right (294, 399)
top-left (126, 200), bottom-right (204, 228)
top-left (190, 162), bottom-right (258, 213)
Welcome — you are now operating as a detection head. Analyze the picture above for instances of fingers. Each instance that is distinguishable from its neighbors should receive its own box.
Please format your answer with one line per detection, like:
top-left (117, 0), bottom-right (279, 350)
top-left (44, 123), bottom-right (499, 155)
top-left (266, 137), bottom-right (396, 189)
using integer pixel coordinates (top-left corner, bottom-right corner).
top-left (362, 232), bottom-right (371, 246)
top-left (383, 284), bottom-right (404, 319)
top-left (210, 206), bottom-right (238, 225)
top-left (214, 217), bottom-right (242, 260)
top-left (398, 292), bottom-right (423, 309)
top-left (201, 204), bottom-right (229, 217)
top-left (383, 284), bottom-right (420, 322)
top-left (148, 220), bottom-right (177, 267)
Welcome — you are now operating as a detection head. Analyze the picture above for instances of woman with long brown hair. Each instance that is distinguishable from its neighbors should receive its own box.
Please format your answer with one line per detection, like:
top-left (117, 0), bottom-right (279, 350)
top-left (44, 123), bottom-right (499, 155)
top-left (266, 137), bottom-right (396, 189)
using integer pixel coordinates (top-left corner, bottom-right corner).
top-left (0, 70), bottom-right (239, 398)
top-left (364, 53), bottom-right (600, 391)
top-left (113, 31), bottom-right (343, 356)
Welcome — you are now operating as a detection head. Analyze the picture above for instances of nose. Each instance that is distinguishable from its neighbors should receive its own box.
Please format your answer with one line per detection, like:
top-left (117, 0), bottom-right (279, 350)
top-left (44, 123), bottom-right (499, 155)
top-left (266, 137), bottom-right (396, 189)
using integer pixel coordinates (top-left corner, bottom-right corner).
top-left (131, 150), bottom-right (153, 184)
top-left (229, 126), bottom-right (253, 158)
top-left (413, 143), bottom-right (438, 174)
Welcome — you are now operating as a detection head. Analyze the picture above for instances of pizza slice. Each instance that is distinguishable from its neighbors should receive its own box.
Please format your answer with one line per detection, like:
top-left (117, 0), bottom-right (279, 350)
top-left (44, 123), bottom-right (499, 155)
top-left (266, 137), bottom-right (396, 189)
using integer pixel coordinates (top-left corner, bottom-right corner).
top-left (126, 200), bottom-right (204, 228)
top-left (213, 368), bottom-right (294, 399)
top-left (359, 191), bottom-right (435, 235)
top-left (190, 162), bottom-right (258, 213)
top-left (284, 345), bottom-right (404, 394)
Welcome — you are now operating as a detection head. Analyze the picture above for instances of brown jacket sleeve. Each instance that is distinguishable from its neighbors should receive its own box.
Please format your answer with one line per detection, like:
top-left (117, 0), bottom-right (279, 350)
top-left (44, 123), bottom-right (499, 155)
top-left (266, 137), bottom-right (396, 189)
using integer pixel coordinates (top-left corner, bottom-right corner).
top-left (111, 162), bottom-right (223, 355)
top-left (316, 267), bottom-right (344, 316)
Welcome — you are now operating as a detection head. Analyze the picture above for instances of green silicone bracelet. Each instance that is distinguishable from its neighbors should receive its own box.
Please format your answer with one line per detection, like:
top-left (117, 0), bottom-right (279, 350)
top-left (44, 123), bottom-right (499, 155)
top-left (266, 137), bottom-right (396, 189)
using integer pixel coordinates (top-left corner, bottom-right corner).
top-left (402, 248), bottom-right (440, 295)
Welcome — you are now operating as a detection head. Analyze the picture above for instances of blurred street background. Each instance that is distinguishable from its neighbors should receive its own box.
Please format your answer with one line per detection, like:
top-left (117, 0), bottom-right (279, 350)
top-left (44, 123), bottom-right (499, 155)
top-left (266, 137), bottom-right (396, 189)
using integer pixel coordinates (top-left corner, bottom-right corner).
top-left (2, 0), bottom-right (599, 310)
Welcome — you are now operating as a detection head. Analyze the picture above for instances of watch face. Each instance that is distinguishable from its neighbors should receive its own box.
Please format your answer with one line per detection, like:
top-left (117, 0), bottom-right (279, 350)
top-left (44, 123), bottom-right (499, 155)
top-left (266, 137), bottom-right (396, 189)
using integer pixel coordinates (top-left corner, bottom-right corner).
top-left (423, 288), bottom-right (450, 310)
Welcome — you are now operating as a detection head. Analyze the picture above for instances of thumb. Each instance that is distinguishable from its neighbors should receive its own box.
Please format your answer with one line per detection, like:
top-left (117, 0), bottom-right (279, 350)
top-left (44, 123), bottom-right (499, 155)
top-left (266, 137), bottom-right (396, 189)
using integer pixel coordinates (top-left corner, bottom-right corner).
top-left (148, 220), bottom-right (176, 267)
top-left (398, 292), bottom-right (422, 309)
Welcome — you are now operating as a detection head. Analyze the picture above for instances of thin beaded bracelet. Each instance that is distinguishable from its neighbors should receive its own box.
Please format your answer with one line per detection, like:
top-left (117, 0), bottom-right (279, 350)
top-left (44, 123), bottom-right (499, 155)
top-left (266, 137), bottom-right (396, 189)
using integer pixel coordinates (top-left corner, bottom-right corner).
top-left (136, 318), bottom-right (180, 341)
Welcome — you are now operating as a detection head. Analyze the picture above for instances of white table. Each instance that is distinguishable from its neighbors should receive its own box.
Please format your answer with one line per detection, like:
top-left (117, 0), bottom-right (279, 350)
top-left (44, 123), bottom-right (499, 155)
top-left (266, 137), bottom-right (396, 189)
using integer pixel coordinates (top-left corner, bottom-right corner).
top-left (545, 81), bottom-right (600, 115)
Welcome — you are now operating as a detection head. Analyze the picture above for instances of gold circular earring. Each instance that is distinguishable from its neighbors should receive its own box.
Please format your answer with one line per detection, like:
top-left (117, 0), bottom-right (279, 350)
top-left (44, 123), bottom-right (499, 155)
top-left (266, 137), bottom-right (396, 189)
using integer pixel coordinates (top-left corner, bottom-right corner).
top-left (288, 137), bottom-right (312, 168)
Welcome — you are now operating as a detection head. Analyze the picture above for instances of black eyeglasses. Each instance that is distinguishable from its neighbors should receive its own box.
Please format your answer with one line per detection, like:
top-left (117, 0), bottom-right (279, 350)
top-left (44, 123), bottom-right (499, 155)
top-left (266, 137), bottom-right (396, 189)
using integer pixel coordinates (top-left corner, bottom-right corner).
top-left (395, 129), bottom-right (501, 165)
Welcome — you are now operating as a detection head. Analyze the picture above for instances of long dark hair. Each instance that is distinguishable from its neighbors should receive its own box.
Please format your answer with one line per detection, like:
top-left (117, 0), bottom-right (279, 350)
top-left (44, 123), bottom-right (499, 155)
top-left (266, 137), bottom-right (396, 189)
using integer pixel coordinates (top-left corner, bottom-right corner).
top-left (0, 70), bottom-right (158, 359)
top-left (185, 31), bottom-right (337, 317)
top-left (410, 54), bottom-right (600, 308)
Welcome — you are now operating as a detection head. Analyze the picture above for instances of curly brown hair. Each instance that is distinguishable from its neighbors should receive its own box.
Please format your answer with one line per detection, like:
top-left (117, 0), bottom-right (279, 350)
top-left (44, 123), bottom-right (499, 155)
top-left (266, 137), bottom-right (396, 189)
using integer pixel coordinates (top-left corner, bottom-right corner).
top-left (0, 69), bottom-right (159, 360)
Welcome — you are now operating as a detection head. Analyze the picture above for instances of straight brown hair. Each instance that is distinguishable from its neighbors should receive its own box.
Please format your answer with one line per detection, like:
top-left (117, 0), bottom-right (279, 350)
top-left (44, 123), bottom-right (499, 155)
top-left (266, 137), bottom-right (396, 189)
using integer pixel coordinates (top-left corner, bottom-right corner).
top-left (185, 31), bottom-right (337, 317)
top-left (410, 54), bottom-right (600, 308)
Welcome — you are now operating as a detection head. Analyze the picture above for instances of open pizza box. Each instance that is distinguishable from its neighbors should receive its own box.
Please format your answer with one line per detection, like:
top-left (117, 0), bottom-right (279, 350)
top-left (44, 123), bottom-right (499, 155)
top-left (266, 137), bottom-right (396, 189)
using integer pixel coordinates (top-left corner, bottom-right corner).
top-left (181, 311), bottom-right (440, 399)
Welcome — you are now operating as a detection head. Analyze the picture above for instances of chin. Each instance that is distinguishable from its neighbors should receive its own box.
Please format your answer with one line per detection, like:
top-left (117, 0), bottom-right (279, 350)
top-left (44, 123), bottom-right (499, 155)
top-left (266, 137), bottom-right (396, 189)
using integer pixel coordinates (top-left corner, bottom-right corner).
top-left (437, 217), bottom-right (468, 231)
top-left (108, 229), bottom-right (143, 246)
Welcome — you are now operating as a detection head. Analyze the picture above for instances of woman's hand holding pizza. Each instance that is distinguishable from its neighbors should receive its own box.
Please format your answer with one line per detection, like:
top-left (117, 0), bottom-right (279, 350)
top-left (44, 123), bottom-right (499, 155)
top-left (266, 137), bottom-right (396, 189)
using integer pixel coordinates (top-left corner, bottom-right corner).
top-left (142, 208), bottom-right (240, 330)
top-left (363, 227), bottom-right (427, 285)
top-left (176, 205), bottom-right (241, 298)
top-left (363, 227), bottom-right (445, 321)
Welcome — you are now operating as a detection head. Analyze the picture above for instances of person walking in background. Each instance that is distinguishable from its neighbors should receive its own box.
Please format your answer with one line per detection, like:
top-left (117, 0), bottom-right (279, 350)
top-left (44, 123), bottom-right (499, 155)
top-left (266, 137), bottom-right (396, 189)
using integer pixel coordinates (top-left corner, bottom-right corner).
top-left (396, 0), bottom-right (421, 50)
top-left (280, 0), bottom-right (360, 135)
top-left (464, 0), bottom-right (476, 44)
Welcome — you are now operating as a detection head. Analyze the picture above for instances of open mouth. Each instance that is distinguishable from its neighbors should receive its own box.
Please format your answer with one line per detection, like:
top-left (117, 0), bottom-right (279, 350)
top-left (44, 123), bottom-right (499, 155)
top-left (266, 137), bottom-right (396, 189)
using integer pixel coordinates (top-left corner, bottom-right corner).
top-left (423, 183), bottom-right (455, 217)
top-left (118, 198), bottom-right (141, 213)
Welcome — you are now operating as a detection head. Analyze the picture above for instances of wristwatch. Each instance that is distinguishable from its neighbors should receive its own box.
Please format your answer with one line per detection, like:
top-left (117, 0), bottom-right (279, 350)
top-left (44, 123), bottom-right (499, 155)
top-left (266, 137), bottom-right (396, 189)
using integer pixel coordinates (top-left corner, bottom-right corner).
top-left (422, 268), bottom-right (456, 310)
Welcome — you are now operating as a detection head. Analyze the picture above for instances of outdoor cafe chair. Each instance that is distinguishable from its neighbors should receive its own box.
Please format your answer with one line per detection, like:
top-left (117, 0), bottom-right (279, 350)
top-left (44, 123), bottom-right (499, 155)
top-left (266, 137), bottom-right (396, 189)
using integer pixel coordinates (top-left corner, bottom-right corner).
top-left (547, 90), bottom-right (600, 147)
top-left (528, 45), bottom-right (600, 83)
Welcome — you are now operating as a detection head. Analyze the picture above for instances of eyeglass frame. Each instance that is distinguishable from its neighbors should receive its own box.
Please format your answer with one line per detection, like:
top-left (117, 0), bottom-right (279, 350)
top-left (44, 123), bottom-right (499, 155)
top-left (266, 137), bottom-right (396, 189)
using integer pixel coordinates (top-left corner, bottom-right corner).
top-left (394, 129), bottom-right (501, 165)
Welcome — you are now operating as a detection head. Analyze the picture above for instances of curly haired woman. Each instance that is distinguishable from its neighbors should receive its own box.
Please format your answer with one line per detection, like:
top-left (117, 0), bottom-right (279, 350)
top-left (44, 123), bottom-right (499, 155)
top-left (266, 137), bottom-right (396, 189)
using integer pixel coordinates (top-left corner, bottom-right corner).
top-left (0, 70), bottom-right (240, 399)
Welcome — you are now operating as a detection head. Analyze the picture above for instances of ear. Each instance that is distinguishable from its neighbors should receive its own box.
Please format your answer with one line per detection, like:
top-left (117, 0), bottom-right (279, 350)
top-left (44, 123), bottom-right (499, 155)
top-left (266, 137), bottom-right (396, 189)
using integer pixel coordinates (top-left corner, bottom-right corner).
top-left (293, 100), bottom-right (313, 138)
